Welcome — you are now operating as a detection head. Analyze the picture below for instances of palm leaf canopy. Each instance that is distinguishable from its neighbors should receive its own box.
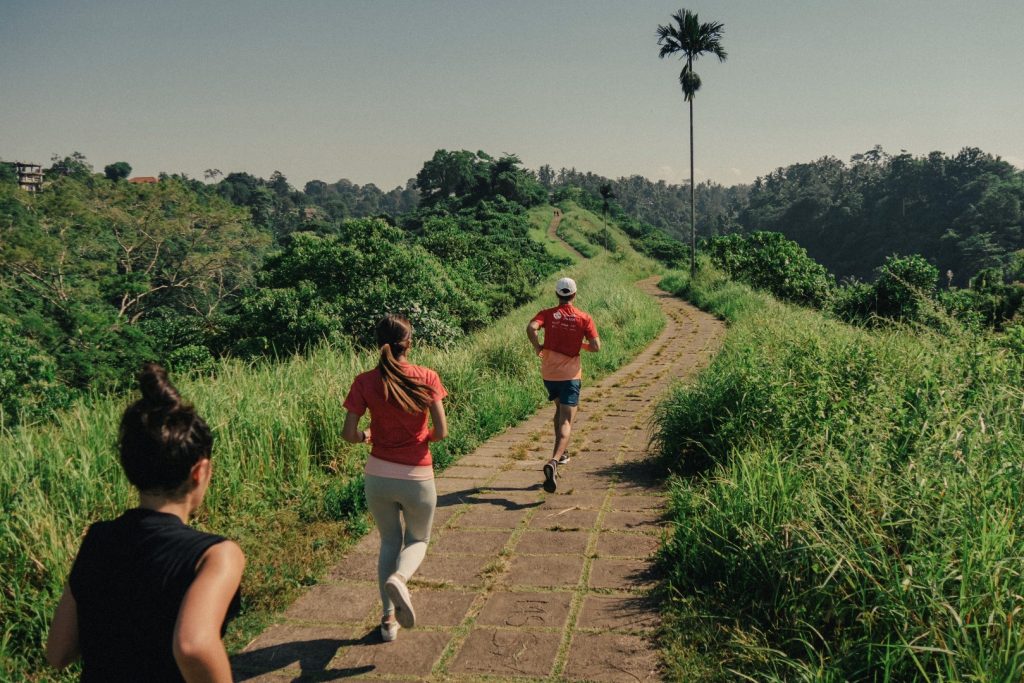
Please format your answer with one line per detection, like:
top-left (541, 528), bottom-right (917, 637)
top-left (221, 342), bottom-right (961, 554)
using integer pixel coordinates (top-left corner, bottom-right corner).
top-left (657, 8), bottom-right (727, 100)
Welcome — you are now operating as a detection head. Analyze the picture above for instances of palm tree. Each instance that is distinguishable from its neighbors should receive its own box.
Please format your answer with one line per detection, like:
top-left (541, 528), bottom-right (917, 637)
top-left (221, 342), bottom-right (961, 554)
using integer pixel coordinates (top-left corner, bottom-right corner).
top-left (597, 183), bottom-right (617, 250)
top-left (657, 9), bottom-right (726, 275)
top-left (599, 182), bottom-right (615, 220)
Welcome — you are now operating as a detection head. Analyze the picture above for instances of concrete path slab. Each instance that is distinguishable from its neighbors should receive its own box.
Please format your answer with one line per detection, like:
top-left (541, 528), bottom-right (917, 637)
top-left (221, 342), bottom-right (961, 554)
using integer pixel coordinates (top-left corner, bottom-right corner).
top-left (233, 276), bottom-right (725, 682)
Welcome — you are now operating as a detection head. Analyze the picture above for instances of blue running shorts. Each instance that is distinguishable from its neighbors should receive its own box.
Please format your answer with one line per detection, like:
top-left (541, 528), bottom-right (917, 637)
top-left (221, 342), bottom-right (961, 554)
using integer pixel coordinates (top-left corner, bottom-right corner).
top-left (543, 379), bottom-right (581, 406)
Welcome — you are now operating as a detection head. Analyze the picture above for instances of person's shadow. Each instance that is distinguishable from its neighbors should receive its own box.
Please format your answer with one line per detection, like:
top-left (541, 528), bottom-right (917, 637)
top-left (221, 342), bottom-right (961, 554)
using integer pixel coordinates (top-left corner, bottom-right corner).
top-left (232, 630), bottom-right (376, 681)
top-left (232, 484), bottom-right (542, 680)
top-left (436, 484), bottom-right (543, 511)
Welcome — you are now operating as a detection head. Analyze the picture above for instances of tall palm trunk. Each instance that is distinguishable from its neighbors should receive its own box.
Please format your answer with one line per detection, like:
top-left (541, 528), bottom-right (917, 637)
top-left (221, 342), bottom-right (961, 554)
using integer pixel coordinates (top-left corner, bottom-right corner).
top-left (688, 55), bottom-right (696, 276)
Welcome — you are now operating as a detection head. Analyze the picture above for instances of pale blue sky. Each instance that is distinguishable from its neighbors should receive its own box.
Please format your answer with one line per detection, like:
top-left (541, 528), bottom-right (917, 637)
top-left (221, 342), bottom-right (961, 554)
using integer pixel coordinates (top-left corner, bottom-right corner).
top-left (2, 1), bottom-right (1022, 189)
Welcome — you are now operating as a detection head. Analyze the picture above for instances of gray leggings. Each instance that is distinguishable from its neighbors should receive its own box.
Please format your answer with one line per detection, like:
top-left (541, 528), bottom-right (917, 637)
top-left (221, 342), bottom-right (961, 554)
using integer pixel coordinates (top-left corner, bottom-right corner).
top-left (364, 475), bottom-right (436, 615)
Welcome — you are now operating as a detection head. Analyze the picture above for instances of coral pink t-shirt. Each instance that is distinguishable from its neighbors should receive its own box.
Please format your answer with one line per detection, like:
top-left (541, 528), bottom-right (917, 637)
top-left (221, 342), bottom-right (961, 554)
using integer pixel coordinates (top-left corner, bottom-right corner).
top-left (532, 304), bottom-right (599, 381)
top-left (343, 363), bottom-right (447, 467)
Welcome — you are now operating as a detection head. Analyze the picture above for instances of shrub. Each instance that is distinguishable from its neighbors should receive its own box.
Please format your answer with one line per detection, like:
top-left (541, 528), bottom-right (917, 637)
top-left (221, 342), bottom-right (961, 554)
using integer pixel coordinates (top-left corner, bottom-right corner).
top-left (871, 253), bottom-right (939, 320)
top-left (0, 317), bottom-right (70, 427)
top-left (703, 231), bottom-right (834, 307)
top-left (231, 224), bottom-right (487, 353)
top-left (166, 344), bottom-right (217, 374)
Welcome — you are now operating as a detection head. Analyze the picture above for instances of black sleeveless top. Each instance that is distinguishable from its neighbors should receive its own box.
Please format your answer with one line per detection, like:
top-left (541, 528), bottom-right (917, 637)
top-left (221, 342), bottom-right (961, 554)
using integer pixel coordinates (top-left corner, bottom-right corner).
top-left (68, 508), bottom-right (241, 682)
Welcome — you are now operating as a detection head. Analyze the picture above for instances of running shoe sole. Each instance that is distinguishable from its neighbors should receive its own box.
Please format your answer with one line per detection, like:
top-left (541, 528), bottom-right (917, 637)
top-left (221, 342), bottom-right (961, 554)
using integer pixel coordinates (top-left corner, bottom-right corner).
top-left (543, 462), bottom-right (557, 493)
top-left (385, 575), bottom-right (416, 628)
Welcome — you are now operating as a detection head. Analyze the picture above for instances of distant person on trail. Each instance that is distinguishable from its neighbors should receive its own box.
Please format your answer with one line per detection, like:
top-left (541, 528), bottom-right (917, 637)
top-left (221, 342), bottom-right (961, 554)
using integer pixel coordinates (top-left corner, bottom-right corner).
top-left (342, 315), bottom-right (448, 643)
top-left (46, 363), bottom-right (244, 683)
top-left (527, 277), bottom-right (600, 493)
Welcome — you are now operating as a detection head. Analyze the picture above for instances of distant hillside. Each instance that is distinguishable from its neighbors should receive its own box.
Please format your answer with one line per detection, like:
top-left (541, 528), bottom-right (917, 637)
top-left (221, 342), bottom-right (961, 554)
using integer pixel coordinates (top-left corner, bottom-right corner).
top-left (0, 150), bottom-right (563, 426)
top-left (540, 146), bottom-right (1024, 285)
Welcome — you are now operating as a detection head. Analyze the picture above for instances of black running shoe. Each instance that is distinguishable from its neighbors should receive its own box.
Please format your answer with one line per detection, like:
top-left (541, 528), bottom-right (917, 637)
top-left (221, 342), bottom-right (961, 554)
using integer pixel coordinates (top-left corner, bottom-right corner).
top-left (543, 462), bottom-right (557, 493)
top-left (556, 453), bottom-right (571, 465)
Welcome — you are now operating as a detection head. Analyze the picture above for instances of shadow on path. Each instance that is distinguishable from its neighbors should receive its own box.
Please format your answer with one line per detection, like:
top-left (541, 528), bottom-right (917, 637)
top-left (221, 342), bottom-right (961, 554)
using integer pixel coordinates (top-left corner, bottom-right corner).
top-left (233, 633), bottom-right (376, 681)
top-left (437, 486), bottom-right (544, 511)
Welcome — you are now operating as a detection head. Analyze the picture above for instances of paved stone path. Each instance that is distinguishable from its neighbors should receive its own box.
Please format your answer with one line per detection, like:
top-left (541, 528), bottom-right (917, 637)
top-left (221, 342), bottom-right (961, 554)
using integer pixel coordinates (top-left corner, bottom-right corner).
top-left (233, 277), bottom-right (725, 682)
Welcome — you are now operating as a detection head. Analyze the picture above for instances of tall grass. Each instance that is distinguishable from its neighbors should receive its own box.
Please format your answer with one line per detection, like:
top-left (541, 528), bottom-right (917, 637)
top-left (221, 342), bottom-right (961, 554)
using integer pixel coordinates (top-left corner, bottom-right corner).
top-left (654, 267), bottom-right (1024, 681)
top-left (1, 251), bottom-right (663, 681)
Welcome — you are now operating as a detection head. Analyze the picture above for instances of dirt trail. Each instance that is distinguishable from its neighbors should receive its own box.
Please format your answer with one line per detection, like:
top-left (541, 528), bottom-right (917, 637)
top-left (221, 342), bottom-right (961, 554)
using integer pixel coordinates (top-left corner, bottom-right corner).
top-left (548, 208), bottom-right (585, 260)
top-left (233, 278), bottom-right (725, 682)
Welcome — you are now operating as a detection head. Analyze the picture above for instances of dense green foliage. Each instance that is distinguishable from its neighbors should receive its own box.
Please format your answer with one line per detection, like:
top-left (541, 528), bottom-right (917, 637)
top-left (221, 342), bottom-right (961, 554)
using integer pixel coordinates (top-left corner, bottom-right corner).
top-left (0, 253), bottom-right (663, 681)
top-left (542, 165), bottom-right (747, 241)
top-left (655, 267), bottom-right (1024, 681)
top-left (416, 150), bottom-right (547, 210)
top-left (0, 150), bottom-right (564, 427)
top-left (0, 172), bottom-right (267, 417)
top-left (698, 231), bottom-right (1023, 330)
top-left (230, 223), bottom-right (483, 354)
top-left (102, 161), bottom-right (131, 182)
top-left (543, 146), bottom-right (1024, 287)
top-left (703, 231), bottom-right (834, 307)
top-left (215, 169), bottom-right (418, 240)
top-left (742, 147), bottom-right (1024, 284)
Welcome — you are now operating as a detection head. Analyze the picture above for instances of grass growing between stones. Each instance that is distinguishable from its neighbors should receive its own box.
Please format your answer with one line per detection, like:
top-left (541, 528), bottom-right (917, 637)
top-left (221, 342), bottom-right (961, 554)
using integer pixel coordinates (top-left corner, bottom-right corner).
top-left (0, 250), bottom-right (663, 681)
top-left (654, 267), bottom-right (1024, 681)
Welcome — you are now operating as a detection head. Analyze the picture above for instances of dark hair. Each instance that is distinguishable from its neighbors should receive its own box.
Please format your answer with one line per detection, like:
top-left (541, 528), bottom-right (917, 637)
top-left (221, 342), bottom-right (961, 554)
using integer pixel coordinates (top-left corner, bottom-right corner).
top-left (558, 293), bottom-right (576, 305)
top-left (375, 315), bottom-right (432, 414)
top-left (119, 363), bottom-right (212, 496)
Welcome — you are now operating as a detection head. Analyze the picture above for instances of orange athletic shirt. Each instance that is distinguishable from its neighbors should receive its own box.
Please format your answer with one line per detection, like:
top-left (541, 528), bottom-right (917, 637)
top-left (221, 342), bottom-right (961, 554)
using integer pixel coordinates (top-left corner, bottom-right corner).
top-left (343, 363), bottom-right (447, 467)
top-left (532, 304), bottom-right (599, 381)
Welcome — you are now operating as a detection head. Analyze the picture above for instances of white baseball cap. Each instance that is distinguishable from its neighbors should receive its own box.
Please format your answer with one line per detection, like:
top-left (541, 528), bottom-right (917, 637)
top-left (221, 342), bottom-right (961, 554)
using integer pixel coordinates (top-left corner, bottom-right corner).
top-left (555, 277), bottom-right (577, 296)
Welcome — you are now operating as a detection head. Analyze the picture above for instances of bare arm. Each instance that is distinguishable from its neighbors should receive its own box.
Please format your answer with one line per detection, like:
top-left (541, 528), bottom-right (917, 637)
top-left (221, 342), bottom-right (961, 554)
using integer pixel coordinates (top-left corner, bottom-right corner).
top-left (526, 320), bottom-right (543, 356)
top-left (583, 337), bottom-right (601, 352)
top-left (428, 399), bottom-right (448, 442)
top-left (173, 541), bottom-right (245, 683)
top-left (45, 584), bottom-right (80, 669)
top-left (342, 411), bottom-right (370, 444)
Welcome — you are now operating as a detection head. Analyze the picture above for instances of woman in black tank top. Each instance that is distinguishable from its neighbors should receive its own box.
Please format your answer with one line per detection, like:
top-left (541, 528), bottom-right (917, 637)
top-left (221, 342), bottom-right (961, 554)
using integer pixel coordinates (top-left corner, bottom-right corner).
top-left (46, 364), bottom-right (245, 683)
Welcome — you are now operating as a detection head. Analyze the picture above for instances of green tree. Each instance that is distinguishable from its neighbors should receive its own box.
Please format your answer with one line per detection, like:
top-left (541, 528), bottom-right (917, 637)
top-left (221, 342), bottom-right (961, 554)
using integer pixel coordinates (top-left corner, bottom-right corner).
top-left (657, 8), bottom-right (727, 275)
top-left (231, 222), bottom-right (487, 355)
top-left (103, 161), bottom-right (132, 182)
top-left (0, 175), bottom-right (269, 388)
top-left (46, 151), bottom-right (92, 180)
top-left (415, 150), bottom-right (488, 206)
top-left (0, 162), bottom-right (17, 185)
top-left (599, 182), bottom-right (615, 220)
top-left (872, 254), bottom-right (939, 321)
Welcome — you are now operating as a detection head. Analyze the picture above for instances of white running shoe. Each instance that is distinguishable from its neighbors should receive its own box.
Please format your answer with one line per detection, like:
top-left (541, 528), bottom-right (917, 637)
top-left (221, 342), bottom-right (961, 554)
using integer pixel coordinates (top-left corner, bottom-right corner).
top-left (380, 618), bottom-right (399, 642)
top-left (385, 574), bottom-right (416, 628)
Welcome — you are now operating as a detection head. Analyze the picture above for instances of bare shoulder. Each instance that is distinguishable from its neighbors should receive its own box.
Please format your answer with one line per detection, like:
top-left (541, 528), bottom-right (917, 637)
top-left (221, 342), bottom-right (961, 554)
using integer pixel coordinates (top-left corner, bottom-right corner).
top-left (198, 540), bottom-right (246, 572)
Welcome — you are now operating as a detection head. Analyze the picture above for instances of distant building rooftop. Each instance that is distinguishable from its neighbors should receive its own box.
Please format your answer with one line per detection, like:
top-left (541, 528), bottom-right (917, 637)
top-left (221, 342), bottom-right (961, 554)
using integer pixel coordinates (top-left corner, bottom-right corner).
top-left (128, 176), bottom-right (158, 184)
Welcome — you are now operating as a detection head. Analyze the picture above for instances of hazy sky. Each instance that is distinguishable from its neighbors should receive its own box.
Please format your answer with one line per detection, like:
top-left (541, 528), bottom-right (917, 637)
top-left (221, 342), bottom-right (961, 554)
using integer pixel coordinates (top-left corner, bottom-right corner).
top-left (2, 1), bottom-right (1022, 190)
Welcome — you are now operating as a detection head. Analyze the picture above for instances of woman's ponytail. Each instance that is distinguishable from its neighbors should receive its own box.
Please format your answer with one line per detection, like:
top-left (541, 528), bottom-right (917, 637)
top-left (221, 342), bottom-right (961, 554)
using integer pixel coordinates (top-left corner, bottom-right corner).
top-left (376, 316), bottom-right (433, 414)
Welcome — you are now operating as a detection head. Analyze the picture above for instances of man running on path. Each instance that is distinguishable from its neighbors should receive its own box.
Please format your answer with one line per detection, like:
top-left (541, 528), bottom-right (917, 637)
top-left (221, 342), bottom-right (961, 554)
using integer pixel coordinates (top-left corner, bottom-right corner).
top-left (527, 277), bottom-right (600, 493)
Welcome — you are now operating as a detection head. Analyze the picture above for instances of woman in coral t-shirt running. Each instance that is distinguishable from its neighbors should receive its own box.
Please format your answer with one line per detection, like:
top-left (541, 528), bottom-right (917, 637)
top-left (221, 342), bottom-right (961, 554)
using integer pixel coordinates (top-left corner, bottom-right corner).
top-left (342, 315), bottom-right (448, 642)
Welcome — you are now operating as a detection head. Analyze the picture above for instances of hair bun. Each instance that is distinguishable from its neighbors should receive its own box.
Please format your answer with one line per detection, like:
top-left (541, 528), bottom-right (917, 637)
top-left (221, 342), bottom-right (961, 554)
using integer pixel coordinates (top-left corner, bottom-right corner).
top-left (138, 362), bottom-right (181, 408)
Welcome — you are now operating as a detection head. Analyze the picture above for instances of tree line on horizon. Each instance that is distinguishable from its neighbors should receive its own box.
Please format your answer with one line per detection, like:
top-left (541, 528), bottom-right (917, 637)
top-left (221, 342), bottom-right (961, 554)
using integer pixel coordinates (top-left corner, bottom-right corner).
top-left (541, 145), bottom-right (1024, 289)
top-left (3, 143), bottom-right (1022, 427)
